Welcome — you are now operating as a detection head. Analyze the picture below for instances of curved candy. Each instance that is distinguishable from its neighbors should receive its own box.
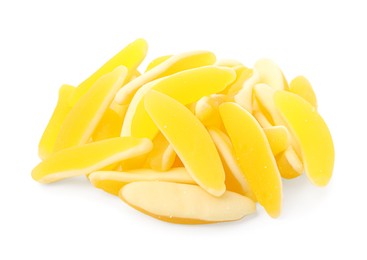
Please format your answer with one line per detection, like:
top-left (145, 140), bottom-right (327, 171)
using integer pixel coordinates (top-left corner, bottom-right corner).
top-left (32, 137), bottom-right (153, 184)
top-left (289, 76), bottom-right (318, 109)
top-left (121, 66), bottom-right (235, 139)
top-left (144, 90), bottom-right (226, 197)
top-left (89, 167), bottom-right (194, 196)
top-left (38, 84), bottom-right (75, 160)
top-left (54, 66), bottom-right (127, 151)
top-left (120, 181), bottom-right (256, 224)
top-left (69, 38), bottom-right (148, 105)
top-left (114, 51), bottom-right (216, 105)
top-left (220, 102), bottom-right (282, 218)
top-left (274, 91), bottom-right (334, 186)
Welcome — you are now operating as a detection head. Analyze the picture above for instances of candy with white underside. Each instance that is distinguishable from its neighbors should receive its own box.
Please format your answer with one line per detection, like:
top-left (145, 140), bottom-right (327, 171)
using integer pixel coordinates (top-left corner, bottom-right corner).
top-left (144, 90), bottom-right (226, 197)
top-left (208, 128), bottom-right (254, 200)
top-left (145, 55), bottom-right (172, 72)
top-left (226, 65), bottom-right (252, 95)
top-left (89, 167), bottom-right (194, 196)
top-left (289, 76), bottom-right (318, 109)
top-left (276, 146), bottom-right (304, 179)
top-left (54, 66), bottom-right (128, 151)
top-left (234, 69), bottom-right (260, 113)
top-left (32, 137), bottom-right (153, 184)
top-left (121, 66), bottom-right (235, 139)
top-left (69, 38), bottom-right (148, 105)
top-left (114, 51), bottom-right (216, 105)
top-left (220, 102), bottom-right (282, 218)
top-left (120, 181), bottom-right (256, 224)
top-left (144, 133), bottom-right (177, 171)
top-left (253, 110), bottom-right (273, 128)
top-left (254, 83), bottom-right (284, 125)
top-left (254, 59), bottom-right (288, 90)
top-left (274, 91), bottom-right (334, 186)
top-left (195, 94), bottom-right (227, 128)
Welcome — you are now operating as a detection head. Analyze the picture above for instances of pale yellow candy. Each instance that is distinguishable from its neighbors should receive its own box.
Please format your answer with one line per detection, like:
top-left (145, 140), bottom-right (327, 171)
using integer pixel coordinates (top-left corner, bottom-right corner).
top-left (32, 137), bottom-right (153, 184)
top-left (215, 59), bottom-right (243, 67)
top-left (121, 66), bottom-right (235, 139)
top-left (145, 55), bottom-right (172, 72)
top-left (69, 39), bottom-right (148, 105)
top-left (253, 111), bottom-right (273, 128)
top-left (253, 83), bottom-right (284, 124)
top-left (89, 167), bottom-right (194, 196)
top-left (38, 84), bottom-right (75, 160)
top-left (144, 133), bottom-right (176, 171)
top-left (263, 126), bottom-right (290, 156)
top-left (144, 90), bottom-right (226, 197)
top-left (226, 65), bottom-right (253, 95)
top-left (276, 146), bottom-right (304, 179)
top-left (120, 181), bottom-right (256, 224)
top-left (289, 76), bottom-right (317, 109)
top-left (194, 94), bottom-right (227, 129)
top-left (253, 83), bottom-right (304, 164)
top-left (274, 91), bottom-right (334, 186)
top-left (208, 128), bottom-right (255, 200)
top-left (32, 39), bottom-right (335, 224)
top-left (114, 51), bottom-right (216, 105)
top-left (253, 84), bottom-right (306, 179)
top-left (254, 59), bottom-right (288, 90)
top-left (220, 102), bottom-right (282, 218)
top-left (234, 69), bottom-right (260, 113)
top-left (54, 66), bottom-right (127, 151)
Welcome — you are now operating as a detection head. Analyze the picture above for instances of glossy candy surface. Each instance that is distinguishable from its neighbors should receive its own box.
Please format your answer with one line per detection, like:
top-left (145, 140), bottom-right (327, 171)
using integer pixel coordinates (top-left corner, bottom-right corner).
top-left (32, 39), bottom-right (334, 224)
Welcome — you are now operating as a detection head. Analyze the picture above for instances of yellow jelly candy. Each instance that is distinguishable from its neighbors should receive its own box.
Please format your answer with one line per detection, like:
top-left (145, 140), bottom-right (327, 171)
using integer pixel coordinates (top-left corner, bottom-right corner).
top-left (119, 154), bottom-right (149, 171)
top-left (144, 133), bottom-right (176, 171)
top-left (226, 65), bottom-right (253, 95)
top-left (92, 107), bottom-right (124, 141)
top-left (208, 128), bottom-right (255, 200)
top-left (92, 101), bottom-right (130, 142)
top-left (69, 38), bottom-right (148, 105)
top-left (234, 69), bottom-right (260, 113)
top-left (289, 76), bottom-right (318, 109)
top-left (263, 126), bottom-right (290, 156)
top-left (89, 167), bottom-right (194, 196)
top-left (254, 59), bottom-right (288, 90)
top-left (194, 94), bottom-right (227, 129)
top-left (121, 66), bottom-right (235, 139)
top-left (38, 84), bottom-right (75, 160)
top-left (274, 91), bottom-right (334, 186)
top-left (220, 102), bottom-right (282, 218)
top-left (145, 55), bottom-right (172, 72)
top-left (32, 39), bottom-right (335, 224)
top-left (120, 181), bottom-right (256, 224)
top-left (144, 90), bottom-right (226, 197)
top-left (114, 51), bottom-right (216, 105)
top-left (32, 137), bottom-right (153, 184)
top-left (253, 83), bottom-right (284, 124)
top-left (276, 146), bottom-right (304, 179)
top-left (253, 110), bottom-right (273, 128)
top-left (54, 66), bottom-right (127, 151)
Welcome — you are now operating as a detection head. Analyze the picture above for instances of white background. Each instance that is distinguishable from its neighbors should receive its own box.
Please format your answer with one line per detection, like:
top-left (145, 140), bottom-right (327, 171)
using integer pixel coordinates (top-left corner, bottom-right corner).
top-left (1, 0), bottom-right (366, 259)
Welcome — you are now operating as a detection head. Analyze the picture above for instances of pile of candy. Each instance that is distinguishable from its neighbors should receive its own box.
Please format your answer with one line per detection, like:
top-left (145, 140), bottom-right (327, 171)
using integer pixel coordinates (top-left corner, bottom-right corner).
top-left (32, 39), bottom-right (334, 224)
